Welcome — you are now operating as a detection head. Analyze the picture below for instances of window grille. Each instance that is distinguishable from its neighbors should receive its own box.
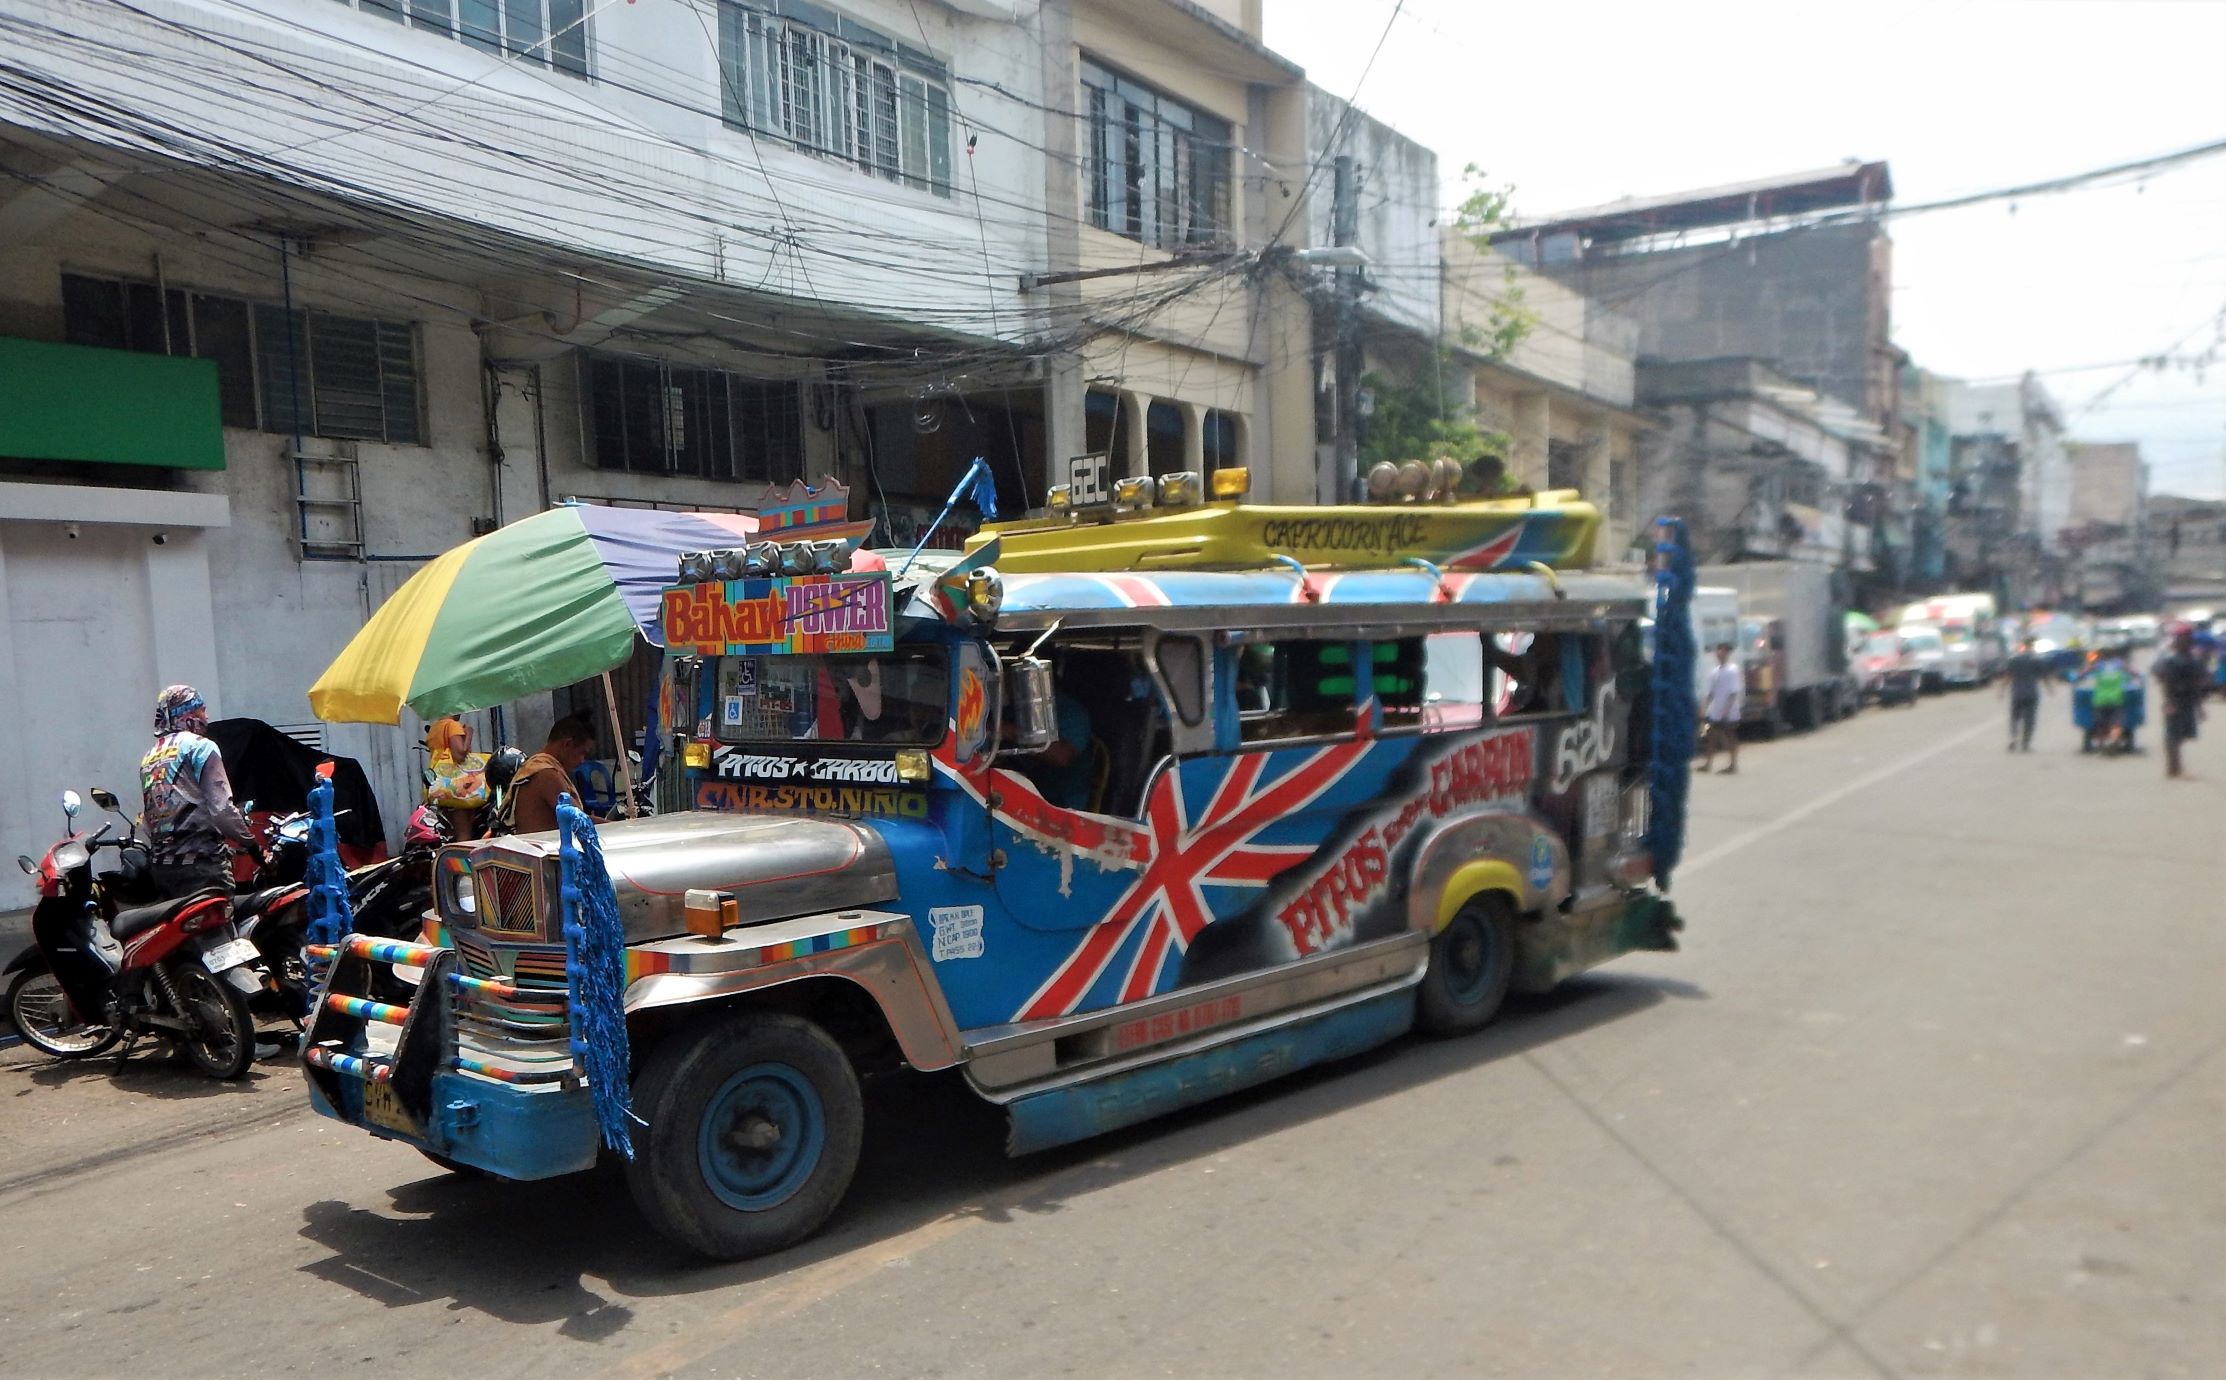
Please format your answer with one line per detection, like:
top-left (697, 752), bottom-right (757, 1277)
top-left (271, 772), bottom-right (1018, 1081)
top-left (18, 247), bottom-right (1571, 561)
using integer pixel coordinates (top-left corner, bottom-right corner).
top-left (583, 354), bottom-right (803, 483)
top-left (337, 0), bottom-right (590, 75)
top-left (717, 1), bottom-right (953, 197)
top-left (1082, 57), bottom-right (1232, 250)
top-left (62, 273), bottom-right (423, 445)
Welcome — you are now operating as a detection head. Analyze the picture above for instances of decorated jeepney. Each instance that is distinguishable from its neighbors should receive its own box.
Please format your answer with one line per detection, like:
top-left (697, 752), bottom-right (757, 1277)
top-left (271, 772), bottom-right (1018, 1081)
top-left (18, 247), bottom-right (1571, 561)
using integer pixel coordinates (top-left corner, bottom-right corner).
top-left (302, 470), bottom-right (1693, 1260)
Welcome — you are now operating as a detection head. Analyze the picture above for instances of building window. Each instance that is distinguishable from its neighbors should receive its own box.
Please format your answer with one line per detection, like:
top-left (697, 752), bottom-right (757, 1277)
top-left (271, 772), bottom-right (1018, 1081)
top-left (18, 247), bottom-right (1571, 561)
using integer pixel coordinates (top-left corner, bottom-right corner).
top-left (584, 354), bottom-right (802, 482)
top-left (61, 273), bottom-right (423, 444)
top-left (716, 1), bottom-right (953, 197)
top-left (1145, 400), bottom-right (1184, 477)
top-left (1082, 58), bottom-right (1232, 250)
top-left (1202, 408), bottom-right (1239, 471)
top-left (338, 0), bottom-right (590, 76)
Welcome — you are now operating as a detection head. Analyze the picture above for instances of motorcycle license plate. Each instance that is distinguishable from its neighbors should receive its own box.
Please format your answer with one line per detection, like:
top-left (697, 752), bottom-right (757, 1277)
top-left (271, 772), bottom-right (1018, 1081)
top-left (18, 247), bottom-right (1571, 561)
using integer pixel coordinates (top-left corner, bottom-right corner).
top-left (201, 938), bottom-right (259, 973)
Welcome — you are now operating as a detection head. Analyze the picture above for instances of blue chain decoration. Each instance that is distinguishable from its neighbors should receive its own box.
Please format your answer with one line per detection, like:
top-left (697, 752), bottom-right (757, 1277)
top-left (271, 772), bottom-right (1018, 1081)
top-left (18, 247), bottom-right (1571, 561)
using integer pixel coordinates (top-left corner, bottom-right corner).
top-left (1645, 518), bottom-right (1697, 888)
top-left (556, 793), bottom-right (637, 1159)
top-left (304, 770), bottom-right (356, 961)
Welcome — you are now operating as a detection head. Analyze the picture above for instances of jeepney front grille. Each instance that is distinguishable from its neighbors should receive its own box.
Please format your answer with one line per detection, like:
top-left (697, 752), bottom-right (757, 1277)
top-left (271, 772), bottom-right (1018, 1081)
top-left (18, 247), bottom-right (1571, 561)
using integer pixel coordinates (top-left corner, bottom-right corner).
top-left (472, 858), bottom-right (544, 938)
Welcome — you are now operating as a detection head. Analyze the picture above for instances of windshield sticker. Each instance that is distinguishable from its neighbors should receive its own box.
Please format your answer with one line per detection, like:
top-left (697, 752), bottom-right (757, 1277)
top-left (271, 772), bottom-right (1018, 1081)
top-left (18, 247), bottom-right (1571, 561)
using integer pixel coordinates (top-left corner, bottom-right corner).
top-left (930, 905), bottom-right (986, 961)
top-left (722, 696), bottom-right (745, 727)
top-left (713, 750), bottom-right (900, 784)
top-left (663, 572), bottom-right (896, 656)
top-left (733, 659), bottom-right (759, 695)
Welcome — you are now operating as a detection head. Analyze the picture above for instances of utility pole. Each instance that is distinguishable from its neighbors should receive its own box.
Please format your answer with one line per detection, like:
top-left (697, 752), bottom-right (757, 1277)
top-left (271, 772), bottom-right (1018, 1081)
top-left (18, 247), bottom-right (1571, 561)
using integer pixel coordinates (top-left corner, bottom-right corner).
top-left (1331, 154), bottom-right (1362, 505)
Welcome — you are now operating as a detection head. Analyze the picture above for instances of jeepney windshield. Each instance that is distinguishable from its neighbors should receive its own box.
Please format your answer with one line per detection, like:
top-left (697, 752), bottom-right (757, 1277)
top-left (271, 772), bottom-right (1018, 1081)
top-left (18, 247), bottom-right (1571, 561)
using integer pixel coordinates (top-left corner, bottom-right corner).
top-left (710, 647), bottom-right (947, 746)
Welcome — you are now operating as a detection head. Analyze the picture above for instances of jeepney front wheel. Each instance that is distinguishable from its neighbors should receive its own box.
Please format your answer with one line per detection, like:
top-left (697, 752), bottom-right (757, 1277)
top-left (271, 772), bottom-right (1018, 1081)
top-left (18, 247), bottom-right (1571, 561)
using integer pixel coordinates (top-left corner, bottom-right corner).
top-left (1417, 894), bottom-right (1517, 1035)
top-left (627, 1011), bottom-right (864, 1260)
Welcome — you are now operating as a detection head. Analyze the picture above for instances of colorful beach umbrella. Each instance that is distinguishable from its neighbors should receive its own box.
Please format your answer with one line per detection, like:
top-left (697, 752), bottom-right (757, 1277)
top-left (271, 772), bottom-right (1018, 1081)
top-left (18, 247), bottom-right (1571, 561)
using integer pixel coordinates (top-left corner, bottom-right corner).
top-left (309, 504), bottom-right (760, 724)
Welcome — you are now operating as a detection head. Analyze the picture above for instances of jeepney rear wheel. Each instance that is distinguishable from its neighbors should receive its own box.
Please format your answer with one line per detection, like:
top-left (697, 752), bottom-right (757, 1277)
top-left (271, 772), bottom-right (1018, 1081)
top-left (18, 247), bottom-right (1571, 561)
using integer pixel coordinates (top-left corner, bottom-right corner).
top-left (626, 1011), bottom-right (863, 1260)
top-left (1417, 894), bottom-right (1516, 1036)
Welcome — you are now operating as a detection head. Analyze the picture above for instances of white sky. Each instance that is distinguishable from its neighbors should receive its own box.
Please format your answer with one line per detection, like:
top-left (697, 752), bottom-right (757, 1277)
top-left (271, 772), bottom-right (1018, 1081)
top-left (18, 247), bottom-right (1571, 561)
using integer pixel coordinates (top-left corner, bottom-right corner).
top-left (1265, 0), bottom-right (2226, 497)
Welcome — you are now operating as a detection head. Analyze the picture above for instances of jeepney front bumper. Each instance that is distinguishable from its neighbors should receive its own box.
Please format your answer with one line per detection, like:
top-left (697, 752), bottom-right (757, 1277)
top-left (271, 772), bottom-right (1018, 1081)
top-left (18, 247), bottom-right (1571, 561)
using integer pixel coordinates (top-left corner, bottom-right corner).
top-left (300, 938), bottom-right (600, 1181)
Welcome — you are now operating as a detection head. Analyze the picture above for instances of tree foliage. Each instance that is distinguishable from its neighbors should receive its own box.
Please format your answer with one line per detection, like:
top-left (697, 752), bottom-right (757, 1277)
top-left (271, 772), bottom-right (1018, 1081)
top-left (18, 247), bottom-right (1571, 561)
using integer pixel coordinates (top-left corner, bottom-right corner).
top-left (1449, 163), bottom-right (1536, 361)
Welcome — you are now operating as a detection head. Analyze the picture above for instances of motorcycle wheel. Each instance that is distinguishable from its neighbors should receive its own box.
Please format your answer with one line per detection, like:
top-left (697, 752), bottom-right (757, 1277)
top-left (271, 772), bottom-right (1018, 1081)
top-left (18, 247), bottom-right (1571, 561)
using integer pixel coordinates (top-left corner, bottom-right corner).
top-left (5, 968), bottom-right (121, 1059)
top-left (170, 962), bottom-right (255, 1080)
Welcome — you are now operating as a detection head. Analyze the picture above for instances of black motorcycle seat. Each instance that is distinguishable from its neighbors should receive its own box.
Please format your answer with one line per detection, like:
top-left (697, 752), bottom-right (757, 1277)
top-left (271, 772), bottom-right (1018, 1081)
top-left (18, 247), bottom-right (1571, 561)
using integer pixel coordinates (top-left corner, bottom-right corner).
top-left (232, 885), bottom-right (299, 923)
top-left (110, 889), bottom-right (226, 941)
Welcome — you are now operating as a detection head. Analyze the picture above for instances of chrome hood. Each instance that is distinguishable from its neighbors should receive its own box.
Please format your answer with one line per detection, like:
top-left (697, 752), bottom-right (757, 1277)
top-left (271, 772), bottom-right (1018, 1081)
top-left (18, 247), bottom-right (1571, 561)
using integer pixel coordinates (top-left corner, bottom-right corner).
top-left (456, 810), bottom-right (898, 944)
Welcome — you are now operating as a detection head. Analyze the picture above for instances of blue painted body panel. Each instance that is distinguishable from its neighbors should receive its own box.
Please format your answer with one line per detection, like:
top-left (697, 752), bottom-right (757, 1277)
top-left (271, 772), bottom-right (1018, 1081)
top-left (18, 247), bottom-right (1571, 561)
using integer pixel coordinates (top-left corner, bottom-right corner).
top-left (1003, 988), bottom-right (1416, 1155)
top-left (307, 1070), bottom-right (599, 1179)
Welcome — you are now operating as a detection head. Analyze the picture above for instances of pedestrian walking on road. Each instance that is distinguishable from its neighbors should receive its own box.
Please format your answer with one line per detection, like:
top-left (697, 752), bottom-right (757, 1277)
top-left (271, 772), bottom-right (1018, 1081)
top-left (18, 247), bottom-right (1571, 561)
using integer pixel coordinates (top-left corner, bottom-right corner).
top-left (2000, 638), bottom-right (2052, 752)
top-left (1699, 642), bottom-right (1743, 775)
top-left (2153, 627), bottom-right (2207, 778)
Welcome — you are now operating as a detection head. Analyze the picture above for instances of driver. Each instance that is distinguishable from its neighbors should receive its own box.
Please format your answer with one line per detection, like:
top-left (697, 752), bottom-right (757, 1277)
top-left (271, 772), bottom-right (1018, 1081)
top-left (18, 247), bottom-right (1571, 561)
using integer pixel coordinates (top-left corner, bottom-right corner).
top-left (140, 685), bottom-right (258, 897)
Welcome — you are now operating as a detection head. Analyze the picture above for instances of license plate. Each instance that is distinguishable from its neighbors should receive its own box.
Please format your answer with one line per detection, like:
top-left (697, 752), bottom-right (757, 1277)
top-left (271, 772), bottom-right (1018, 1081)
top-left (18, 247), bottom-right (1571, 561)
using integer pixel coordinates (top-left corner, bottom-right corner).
top-left (201, 937), bottom-right (259, 973)
top-left (362, 1077), bottom-right (419, 1136)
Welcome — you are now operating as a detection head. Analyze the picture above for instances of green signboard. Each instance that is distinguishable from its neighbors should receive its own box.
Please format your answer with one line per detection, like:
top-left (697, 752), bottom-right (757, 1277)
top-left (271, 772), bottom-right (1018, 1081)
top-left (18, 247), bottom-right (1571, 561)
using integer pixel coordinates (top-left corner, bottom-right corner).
top-left (0, 336), bottom-right (226, 470)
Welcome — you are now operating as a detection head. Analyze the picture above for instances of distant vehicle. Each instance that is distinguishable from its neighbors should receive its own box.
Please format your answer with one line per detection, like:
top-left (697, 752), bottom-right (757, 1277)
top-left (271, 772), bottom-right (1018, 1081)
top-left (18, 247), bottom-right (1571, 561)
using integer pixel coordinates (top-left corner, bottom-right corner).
top-left (1854, 630), bottom-right (1920, 706)
top-left (2095, 615), bottom-right (2160, 648)
top-left (1901, 594), bottom-right (2004, 685)
top-left (1699, 561), bottom-right (1847, 734)
top-left (2022, 612), bottom-right (2091, 674)
top-left (1897, 625), bottom-right (1948, 693)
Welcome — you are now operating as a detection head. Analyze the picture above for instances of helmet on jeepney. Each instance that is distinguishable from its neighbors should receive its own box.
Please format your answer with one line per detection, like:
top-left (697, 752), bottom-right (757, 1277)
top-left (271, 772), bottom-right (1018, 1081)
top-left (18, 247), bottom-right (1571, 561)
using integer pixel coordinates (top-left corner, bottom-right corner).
top-left (153, 684), bottom-right (208, 736)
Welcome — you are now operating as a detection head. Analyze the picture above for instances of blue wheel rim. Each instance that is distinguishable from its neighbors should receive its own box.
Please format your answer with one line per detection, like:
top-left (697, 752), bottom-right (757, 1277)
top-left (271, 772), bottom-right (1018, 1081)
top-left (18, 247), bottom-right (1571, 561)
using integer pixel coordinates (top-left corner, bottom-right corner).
top-left (696, 1062), bottom-right (826, 1211)
top-left (1443, 912), bottom-right (1497, 1003)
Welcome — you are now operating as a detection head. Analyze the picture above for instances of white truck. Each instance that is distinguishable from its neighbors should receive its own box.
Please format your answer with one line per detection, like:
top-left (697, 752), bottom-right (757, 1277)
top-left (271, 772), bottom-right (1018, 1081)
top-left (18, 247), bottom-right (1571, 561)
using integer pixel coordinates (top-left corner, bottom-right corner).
top-left (1899, 593), bottom-right (2005, 686)
top-left (1697, 560), bottom-right (1847, 735)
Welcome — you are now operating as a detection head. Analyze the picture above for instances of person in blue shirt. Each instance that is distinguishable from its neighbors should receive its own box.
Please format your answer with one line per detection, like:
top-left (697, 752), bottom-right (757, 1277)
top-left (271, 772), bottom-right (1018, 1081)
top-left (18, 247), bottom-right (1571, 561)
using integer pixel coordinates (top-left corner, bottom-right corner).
top-left (1026, 689), bottom-right (1095, 810)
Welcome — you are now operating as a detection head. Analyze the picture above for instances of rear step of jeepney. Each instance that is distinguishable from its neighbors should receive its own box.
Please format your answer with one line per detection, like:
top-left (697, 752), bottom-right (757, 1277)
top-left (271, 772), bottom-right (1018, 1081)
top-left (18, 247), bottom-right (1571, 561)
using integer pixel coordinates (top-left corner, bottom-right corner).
top-left (299, 937), bottom-right (575, 1117)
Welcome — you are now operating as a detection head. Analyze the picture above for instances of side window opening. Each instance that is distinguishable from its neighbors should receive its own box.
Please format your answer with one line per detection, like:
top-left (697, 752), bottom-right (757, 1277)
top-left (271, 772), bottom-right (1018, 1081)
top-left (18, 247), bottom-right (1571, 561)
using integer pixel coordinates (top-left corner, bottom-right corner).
top-left (1235, 639), bottom-right (1361, 743)
top-left (1422, 632), bottom-right (1488, 730)
top-left (1489, 631), bottom-right (1591, 720)
top-left (1001, 631), bottom-right (1167, 817)
top-left (1370, 639), bottom-right (1427, 730)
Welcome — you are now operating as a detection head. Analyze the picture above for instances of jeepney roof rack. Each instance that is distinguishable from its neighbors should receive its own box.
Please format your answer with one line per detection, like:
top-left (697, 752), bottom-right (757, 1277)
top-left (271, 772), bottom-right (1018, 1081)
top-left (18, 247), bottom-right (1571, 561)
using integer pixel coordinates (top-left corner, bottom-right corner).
top-left (966, 465), bottom-right (1604, 577)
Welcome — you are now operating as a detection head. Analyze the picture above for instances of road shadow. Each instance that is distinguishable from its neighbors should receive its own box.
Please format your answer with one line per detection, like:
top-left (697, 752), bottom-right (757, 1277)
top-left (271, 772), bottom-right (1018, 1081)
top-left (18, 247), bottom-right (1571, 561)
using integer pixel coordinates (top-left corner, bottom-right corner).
top-left (19, 1043), bottom-right (297, 1097)
top-left (292, 971), bottom-right (1699, 1339)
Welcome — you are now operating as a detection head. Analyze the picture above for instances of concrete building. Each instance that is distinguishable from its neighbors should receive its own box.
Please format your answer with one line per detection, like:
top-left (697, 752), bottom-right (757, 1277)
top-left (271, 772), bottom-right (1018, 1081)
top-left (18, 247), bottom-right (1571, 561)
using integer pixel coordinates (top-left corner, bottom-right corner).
top-left (0, 0), bottom-right (1342, 902)
top-left (1899, 363), bottom-right (1955, 587)
top-left (1634, 357), bottom-right (1895, 599)
top-left (1043, 0), bottom-right (1317, 506)
top-left (2064, 441), bottom-right (2154, 612)
top-left (1939, 373), bottom-right (2073, 607)
top-left (1301, 87), bottom-right (1652, 553)
top-left (1491, 163), bottom-right (1906, 584)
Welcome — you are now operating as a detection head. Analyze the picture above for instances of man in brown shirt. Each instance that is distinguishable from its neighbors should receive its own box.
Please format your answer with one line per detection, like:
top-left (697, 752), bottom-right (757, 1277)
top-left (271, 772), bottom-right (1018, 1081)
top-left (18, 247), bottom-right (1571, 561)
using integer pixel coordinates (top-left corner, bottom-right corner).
top-left (510, 715), bottom-right (597, 834)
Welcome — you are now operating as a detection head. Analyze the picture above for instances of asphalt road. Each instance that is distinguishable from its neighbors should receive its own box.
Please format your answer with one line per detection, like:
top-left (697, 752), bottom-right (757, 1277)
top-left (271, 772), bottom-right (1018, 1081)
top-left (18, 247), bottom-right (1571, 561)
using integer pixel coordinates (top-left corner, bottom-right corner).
top-left (2, 690), bottom-right (2220, 1378)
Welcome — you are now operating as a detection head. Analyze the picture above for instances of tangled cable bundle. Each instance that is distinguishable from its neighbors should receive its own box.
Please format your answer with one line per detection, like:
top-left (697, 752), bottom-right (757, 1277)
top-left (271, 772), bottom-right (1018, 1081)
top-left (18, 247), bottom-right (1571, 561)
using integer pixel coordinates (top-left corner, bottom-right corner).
top-left (556, 795), bottom-right (637, 1159)
top-left (1646, 518), bottom-right (1697, 887)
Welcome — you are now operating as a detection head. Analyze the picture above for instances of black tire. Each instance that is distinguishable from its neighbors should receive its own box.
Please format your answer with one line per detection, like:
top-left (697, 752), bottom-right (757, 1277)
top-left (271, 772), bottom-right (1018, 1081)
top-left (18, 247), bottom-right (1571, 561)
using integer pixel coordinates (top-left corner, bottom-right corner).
top-left (625, 1011), bottom-right (864, 1260)
top-left (171, 962), bottom-right (255, 1080)
top-left (6, 967), bottom-right (121, 1059)
top-left (1417, 894), bottom-right (1518, 1035)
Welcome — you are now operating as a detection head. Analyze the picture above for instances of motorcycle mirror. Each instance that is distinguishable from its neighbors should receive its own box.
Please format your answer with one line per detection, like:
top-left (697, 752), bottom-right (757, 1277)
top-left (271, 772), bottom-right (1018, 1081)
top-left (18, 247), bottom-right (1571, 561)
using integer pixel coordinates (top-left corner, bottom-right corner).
top-left (61, 790), bottom-right (81, 818)
top-left (14, 855), bottom-right (32, 875)
top-left (90, 787), bottom-right (120, 812)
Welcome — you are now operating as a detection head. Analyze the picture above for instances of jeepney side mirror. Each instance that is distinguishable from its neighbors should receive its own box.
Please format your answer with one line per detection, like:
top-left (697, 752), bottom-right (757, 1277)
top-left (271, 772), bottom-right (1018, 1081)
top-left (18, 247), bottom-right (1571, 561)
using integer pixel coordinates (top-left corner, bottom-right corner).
top-left (1005, 656), bottom-right (1057, 753)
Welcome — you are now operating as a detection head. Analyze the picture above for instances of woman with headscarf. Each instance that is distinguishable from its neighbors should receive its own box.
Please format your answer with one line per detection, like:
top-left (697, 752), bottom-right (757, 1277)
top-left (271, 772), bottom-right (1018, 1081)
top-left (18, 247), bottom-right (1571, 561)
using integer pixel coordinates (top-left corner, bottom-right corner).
top-left (140, 684), bottom-right (258, 897)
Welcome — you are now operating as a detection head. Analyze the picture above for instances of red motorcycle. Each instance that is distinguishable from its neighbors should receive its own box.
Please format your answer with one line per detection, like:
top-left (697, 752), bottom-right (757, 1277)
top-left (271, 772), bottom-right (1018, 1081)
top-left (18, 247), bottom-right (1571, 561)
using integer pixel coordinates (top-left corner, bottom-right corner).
top-left (5, 788), bottom-right (263, 1079)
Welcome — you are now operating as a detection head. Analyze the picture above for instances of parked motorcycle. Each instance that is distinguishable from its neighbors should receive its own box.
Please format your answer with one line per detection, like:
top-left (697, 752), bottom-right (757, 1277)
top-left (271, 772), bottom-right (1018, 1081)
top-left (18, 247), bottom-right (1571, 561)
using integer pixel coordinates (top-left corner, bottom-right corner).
top-left (229, 802), bottom-right (450, 1016)
top-left (5, 789), bottom-right (263, 1079)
